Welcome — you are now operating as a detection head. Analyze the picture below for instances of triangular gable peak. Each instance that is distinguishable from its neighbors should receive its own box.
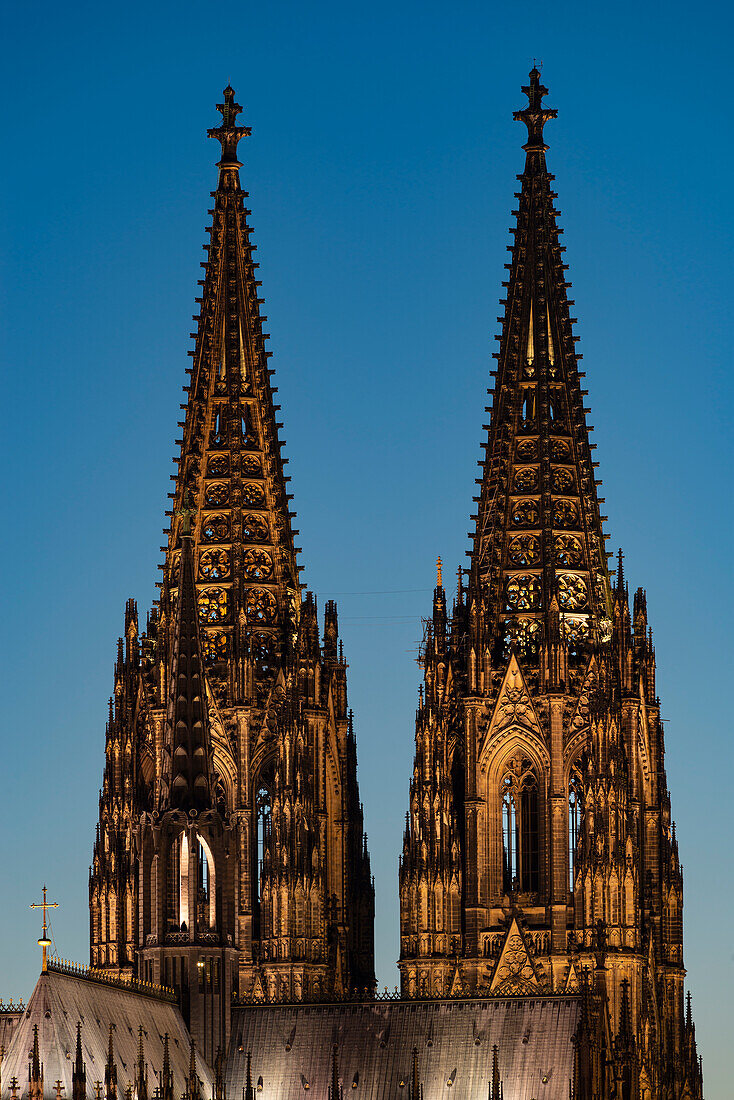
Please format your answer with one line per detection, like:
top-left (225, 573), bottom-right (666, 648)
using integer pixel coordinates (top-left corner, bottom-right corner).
top-left (250, 970), bottom-right (267, 1003)
top-left (481, 655), bottom-right (544, 759)
top-left (489, 916), bottom-right (546, 996)
top-left (561, 958), bottom-right (582, 994)
top-left (449, 964), bottom-right (464, 997)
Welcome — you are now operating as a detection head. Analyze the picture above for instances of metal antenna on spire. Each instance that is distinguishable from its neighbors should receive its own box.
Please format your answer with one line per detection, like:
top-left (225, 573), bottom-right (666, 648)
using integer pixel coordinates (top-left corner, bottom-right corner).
top-left (30, 885), bottom-right (58, 972)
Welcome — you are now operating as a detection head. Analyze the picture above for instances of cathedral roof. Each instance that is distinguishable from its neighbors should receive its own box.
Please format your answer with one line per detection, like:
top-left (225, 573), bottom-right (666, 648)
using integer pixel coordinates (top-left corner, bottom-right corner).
top-left (0, 1006), bottom-right (23, 1051)
top-left (228, 996), bottom-right (580, 1100)
top-left (1, 967), bottom-right (213, 1100)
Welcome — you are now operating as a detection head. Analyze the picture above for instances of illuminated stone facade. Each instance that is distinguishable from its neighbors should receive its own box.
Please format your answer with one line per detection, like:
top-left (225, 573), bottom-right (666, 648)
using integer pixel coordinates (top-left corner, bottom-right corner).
top-left (77, 73), bottom-right (706, 1100)
top-left (398, 70), bottom-right (703, 1099)
top-left (89, 88), bottom-right (375, 1058)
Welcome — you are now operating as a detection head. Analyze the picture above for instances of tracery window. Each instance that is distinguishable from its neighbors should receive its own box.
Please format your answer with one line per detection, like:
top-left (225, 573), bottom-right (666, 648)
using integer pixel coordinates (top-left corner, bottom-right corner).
top-left (198, 587), bottom-right (228, 623)
top-left (508, 534), bottom-right (541, 566)
top-left (211, 406), bottom-right (225, 444)
top-left (202, 631), bottom-right (228, 666)
top-left (514, 467), bottom-right (538, 492)
top-left (502, 617), bottom-right (541, 658)
top-left (243, 514), bottom-right (269, 541)
top-left (554, 534), bottom-right (584, 566)
top-left (506, 573), bottom-right (542, 610)
top-left (516, 438), bottom-right (537, 461)
top-left (549, 388), bottom-right (566, 425)
top-left (511, 500), bottom-right (540, 527)
top-left (245, 588), bottom-right (278, 624)
top-left (553, 499), bottom-right (578, 528)
top-left (242, 455), bottom-right (262, 477)
top-left (207, 455), bottom-right (229, 478)
top-left (243, 483), bottom-right (266, 508)
top-left (243, 548), bottom-right (274, 580)
top-left (254, 775), bottom-right (273, 925)
top-left (521, 388), bottom-right (536, 425)
top-left (241, 405), bottom-right (256, 445)
top-left (205, 483), bottom-right (229, 507)
top-left (196, 836), bottom-right (216, 931)
top-left (568, 768), bottom-right (583, 892)
top-left (501, 756), bottom-right (539, 894)
top-left (251, 631), bottom-right (278, 674)
top-left (558, 574), bottom-right (588, 610)
top-left (199, 548), bottom-right (230, 580)
top-left (201, 514), bottom-right (230, 542)
top-left (551, 468), bottom-right (575, 493)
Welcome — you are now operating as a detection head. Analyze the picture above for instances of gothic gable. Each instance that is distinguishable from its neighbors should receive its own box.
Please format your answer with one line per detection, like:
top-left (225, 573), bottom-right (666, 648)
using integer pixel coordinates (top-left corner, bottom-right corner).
top-left (484, 655), bottom-right (543, 752)
top-left (489, 917), bottom-right (547, 996)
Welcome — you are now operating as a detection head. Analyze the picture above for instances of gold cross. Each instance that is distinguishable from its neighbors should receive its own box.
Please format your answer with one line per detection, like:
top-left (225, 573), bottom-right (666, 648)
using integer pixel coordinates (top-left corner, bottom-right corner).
top-left (30, 885), bottom-right (59, 972)
top-left (54, 1080), bottom-right (65, 1100)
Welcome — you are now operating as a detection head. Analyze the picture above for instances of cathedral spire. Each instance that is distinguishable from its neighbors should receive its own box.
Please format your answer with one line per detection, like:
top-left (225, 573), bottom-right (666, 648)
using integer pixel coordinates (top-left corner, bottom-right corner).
top-left (92, 80), bottom-right (374, 1030)
top-left (163, 85), bottom-right (301, 700)
top-left (470, 68), bottom-right (610, 660)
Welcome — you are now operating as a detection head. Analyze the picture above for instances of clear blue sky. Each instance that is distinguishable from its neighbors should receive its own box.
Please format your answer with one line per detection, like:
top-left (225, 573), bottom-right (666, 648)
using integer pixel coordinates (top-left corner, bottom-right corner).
top-left (1, 1), bottom-right (731, 1093)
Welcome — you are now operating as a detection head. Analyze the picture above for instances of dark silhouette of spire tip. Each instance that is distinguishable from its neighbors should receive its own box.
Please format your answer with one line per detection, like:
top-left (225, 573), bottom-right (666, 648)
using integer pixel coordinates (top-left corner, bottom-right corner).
top-left (513, 67), bottom-right (557, 152)
top-left (208, 84), bottom-right (251, 169)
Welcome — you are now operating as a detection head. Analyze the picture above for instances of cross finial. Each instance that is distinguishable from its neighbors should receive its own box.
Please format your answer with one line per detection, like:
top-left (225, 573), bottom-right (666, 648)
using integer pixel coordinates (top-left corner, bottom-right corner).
top-left (513, 67), bottom-right (557, 152)
top-left (30, 885), bottom-right (58, 972)
top-left (436, 556), bottom-right (443, 588)
top-left (207, 86), bottom-right (251, 169)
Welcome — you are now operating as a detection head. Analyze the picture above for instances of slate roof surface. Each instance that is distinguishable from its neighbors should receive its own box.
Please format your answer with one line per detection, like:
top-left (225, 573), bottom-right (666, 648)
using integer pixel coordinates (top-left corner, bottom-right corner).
top-left (0, 1009), bottom-right (23, 1051)
top-left (2, 969), bottom-right (213, 1099)
top-left (228, 997), bottom-right (580, 1100)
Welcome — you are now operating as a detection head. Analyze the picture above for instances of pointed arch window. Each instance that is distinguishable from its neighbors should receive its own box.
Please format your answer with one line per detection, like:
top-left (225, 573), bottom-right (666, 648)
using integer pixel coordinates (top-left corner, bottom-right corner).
top-left (521, 387), bottom-right (537, 425)
top-left (568, 767), bottom-right (583, 892)
top-left (502, 785), bottom-right (517, 892)
top-left (254, 767), bottom-right (274, 918)
top-left (196, 836), bottom-right (216, 931)
top-left (501, 756), bottom-right (539, 894)
top-left (211, 404), bottom-right (225, 444)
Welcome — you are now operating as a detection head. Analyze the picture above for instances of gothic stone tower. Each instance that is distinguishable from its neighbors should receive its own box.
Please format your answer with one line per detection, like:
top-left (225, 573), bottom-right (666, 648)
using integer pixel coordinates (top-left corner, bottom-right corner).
top-left (399, 71), bottom-right (703, 1100)
top-left (89, 88), bottom-right (375, 1053)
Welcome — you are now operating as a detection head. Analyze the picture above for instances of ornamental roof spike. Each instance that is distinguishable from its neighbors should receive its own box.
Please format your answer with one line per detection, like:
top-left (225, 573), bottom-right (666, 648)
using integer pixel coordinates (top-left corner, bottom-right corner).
top-left (158, 524), bottom-right (213, 812)
top-left (207, 86), bottom-right (251, 170)
top-left (513, 66), bottom-right (557, 153)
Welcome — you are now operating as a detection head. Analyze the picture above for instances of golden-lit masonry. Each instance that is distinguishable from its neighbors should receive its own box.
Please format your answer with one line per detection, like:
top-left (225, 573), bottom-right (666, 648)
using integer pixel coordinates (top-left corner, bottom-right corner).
top-left (0, 72), bottom-right (701, 1100)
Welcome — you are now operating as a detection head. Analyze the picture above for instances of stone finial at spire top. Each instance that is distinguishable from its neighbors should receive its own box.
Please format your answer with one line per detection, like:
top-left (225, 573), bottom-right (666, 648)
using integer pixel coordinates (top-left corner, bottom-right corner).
top-left (207, 85), bottom-right (251, 169)
top-left (513, 66), bottom-right (557, 152)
